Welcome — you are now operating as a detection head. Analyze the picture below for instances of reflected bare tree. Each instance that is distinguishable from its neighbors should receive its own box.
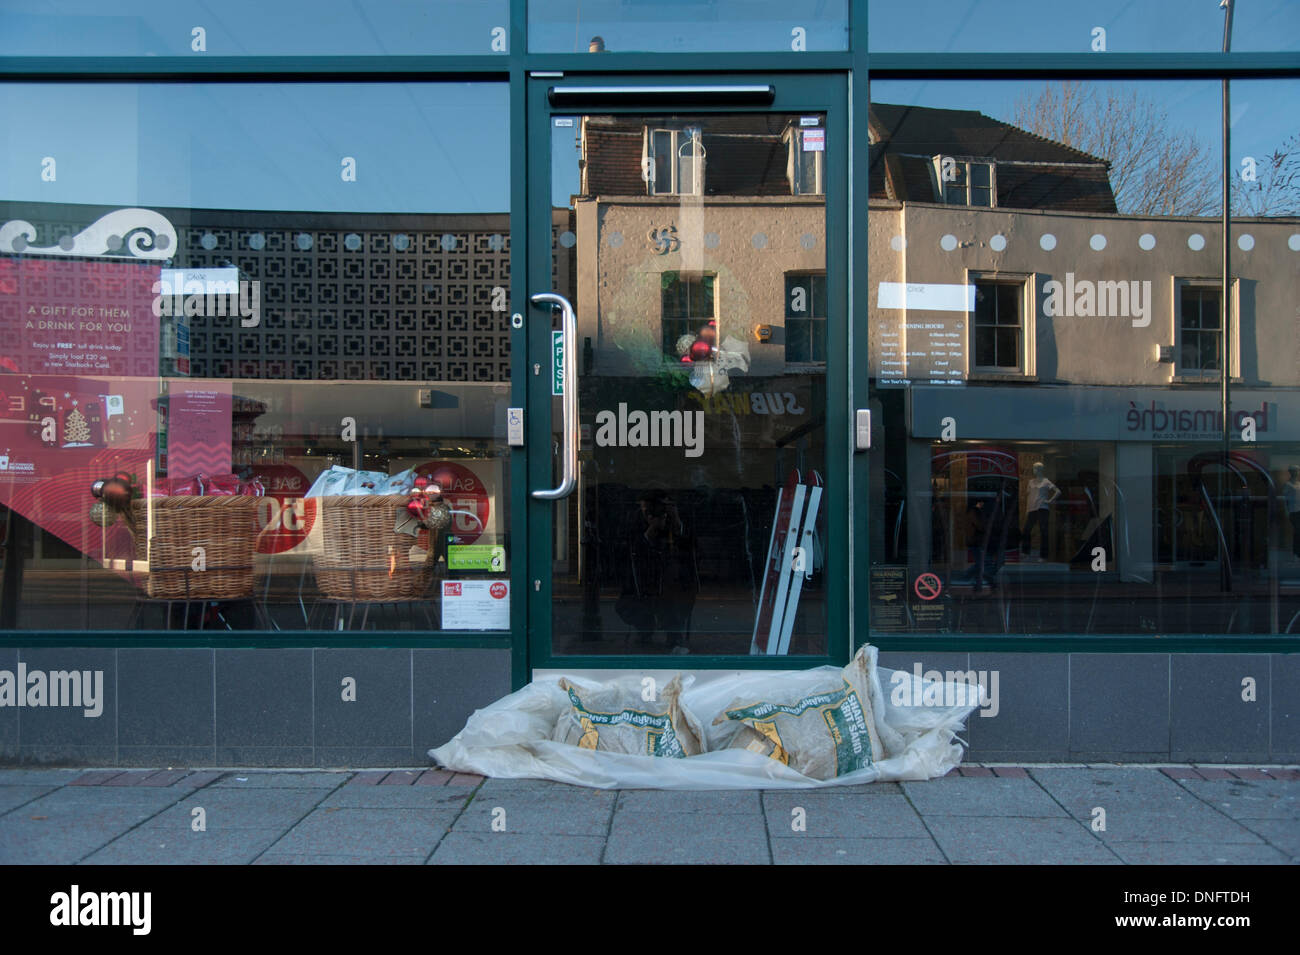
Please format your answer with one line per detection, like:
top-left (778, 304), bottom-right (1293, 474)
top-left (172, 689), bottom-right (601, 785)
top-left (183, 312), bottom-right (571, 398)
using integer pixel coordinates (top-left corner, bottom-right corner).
top-left (1009, 81), bottom-right (1219, 216)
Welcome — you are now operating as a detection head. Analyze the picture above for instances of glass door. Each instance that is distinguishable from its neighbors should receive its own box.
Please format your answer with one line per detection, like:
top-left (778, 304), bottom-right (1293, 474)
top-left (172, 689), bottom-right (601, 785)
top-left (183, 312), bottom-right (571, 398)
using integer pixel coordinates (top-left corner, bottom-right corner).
top-left (526, 74), bottom-right (849, 666)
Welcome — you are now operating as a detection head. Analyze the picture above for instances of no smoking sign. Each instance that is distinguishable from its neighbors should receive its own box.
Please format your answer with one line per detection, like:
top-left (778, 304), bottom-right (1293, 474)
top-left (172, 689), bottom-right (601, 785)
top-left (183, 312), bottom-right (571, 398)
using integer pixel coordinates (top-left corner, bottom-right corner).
top-left (914, 573), bottom-right (942, 601)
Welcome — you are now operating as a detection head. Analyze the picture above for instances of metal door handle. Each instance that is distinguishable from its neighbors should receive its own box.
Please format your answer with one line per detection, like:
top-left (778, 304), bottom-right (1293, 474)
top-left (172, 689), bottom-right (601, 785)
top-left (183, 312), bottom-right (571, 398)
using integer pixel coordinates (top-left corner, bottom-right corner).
top-left (531, 292), bottom-right (577, 500)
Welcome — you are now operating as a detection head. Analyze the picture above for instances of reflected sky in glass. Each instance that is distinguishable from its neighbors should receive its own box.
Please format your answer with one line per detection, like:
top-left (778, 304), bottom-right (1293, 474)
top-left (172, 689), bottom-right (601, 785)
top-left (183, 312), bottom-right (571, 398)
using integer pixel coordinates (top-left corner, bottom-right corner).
top-left (0, 83), bottom-right (509, 213)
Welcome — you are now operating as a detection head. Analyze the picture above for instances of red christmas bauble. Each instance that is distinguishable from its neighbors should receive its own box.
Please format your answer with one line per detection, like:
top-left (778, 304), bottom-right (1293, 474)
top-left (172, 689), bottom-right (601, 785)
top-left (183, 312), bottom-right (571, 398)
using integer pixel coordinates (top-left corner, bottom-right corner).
top-left (689, 340), bottom-right (713, 362)
top-left (101, 478), bottom-right (132, 509)
top-left (406, 499), bottom-right (425, 520)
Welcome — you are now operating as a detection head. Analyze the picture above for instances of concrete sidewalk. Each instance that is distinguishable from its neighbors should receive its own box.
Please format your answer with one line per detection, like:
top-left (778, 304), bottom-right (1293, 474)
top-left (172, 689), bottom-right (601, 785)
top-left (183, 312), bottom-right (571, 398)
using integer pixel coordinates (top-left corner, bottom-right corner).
top-left (1, 764), bottom-right (1296, 865)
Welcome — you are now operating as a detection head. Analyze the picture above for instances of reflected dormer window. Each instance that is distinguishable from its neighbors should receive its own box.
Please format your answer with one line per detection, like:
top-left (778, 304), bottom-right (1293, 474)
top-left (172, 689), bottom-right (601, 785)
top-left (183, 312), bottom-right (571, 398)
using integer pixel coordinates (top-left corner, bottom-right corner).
top-left (933, 157), bottom-right (995, 207)
top-left (645, 127), bottom-right (704, 196)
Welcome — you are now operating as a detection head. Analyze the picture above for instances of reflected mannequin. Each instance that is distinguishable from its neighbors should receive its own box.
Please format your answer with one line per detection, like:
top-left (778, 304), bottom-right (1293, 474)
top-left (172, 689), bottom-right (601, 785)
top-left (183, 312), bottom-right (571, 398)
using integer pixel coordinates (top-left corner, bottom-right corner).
top-left (1021, 462), bottom-right (1061, 562)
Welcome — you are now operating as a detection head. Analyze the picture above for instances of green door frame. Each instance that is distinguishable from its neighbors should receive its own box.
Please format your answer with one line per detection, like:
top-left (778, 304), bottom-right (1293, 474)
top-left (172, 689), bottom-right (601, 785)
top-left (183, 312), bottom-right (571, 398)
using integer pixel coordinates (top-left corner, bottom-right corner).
top-left (523, 71), bottom-right (853, 677)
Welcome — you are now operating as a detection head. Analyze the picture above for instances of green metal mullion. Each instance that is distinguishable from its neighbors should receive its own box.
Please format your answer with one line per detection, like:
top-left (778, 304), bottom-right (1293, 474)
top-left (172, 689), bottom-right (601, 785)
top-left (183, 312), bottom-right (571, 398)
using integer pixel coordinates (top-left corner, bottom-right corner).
top-left (826, 74), bottom-right (851, 666)
top-left (524, 76), bottom-right (554, 680)
top-left (538, 654), bottom-right (842, 670)
top-left (866, 635), bottom-right (1299, 654)
top-left (868, 51), bottom-right (1300, 78)
top-left (0, 632), bottom-right (513, 649)
top-left (850, 0), bottom-right (870, 655)
top-left (0, 55), bottom-right (511, 79)
top-left (507, 59), bottom-right (530, 691)
top-left (521, 52), bottom-right (853, 73)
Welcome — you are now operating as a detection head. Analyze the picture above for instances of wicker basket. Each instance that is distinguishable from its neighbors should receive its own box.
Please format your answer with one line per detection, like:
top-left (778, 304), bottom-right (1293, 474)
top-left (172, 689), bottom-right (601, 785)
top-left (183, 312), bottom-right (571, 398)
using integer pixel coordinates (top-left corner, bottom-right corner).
top-left (129, 496), bottom-right (260, 600)
top-left (313, 495), bottom-right (437, 601)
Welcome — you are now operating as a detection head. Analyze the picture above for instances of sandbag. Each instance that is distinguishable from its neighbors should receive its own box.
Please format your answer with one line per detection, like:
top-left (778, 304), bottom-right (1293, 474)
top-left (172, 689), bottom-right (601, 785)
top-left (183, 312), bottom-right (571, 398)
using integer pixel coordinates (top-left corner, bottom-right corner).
top-left (552, 675), bottom-right (702, 758)
top-left (713, 645), bottom-right (885, 779)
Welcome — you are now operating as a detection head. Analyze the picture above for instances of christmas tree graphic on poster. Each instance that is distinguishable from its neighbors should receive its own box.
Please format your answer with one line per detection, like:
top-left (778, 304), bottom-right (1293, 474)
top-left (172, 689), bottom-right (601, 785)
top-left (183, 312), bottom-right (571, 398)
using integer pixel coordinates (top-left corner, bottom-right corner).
top-left (62, 404), bottom-right (92, 447)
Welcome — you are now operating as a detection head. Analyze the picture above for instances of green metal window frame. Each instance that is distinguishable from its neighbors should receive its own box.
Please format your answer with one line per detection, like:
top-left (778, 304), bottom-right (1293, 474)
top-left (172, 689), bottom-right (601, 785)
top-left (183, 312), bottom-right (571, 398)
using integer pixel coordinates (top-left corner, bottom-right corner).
top-left (0, 0), bottom-right (1293, 663)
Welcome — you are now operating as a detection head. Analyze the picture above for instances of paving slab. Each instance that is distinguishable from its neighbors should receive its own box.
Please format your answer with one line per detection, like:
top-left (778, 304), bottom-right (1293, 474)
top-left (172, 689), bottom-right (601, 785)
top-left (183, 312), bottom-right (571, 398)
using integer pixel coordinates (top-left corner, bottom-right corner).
top-left (762, 792), bottom-right (930, 839)
top-left (924, 816), bottom-right (1121, 865)
top-left (453, 793), bottom-right (615, 836)
top-left (429, 832), bottom-right (606, 865)
top-left (138, 788), bottom-right (327, 830)
top-left (604, 811), bottom-right (770, 865)
top-left (1087, 807), bottom-right (1267, 844)
top-left (318, 785), bottom-right (475, 809)
top-left (0, 769), bottom-right (83, 786)
top-left (901, 776), bottom-right (1067, 817)
top-left (771, 837), bottom-right (948, 865)
top-left (266, 808), bottom-right (458, 857)
top-left (1, 797), bottom-right (180, 864)
top-left (1029, 767), bottom-right (1204, 816)
top-left (1176, 779), bottom-right (1300, 822)
top-left (1235, 819), bottom-right (1300, 858)
top-left (211, 772), bottom-right (350, 789)
top-left (0, 786), bottom-right (59, 816)
top-left (81, 828), bottom-right (287, 865)
top-left (254, 852), bottom-right (426, 865)
top-left (1106, 841), bottom-right (1294, 865)
top-left (617, 789), bottom-right (761, 814)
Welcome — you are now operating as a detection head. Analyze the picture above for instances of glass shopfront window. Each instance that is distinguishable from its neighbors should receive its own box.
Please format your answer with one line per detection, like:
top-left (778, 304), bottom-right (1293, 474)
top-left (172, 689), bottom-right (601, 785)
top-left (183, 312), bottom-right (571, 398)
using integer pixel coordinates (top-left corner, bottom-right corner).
top-left (867, 77), bottom-right (1300, 635)
top-left (0, 1), bottom-right (511, 57)
top-left (0, 82), bottom-right (513, 632)
top-left (529, 0), bottom-right (849, 53)
top-left (868, 0), bottom-right (1298, 53)
top-left (545, 108), bottom-right (834, 655)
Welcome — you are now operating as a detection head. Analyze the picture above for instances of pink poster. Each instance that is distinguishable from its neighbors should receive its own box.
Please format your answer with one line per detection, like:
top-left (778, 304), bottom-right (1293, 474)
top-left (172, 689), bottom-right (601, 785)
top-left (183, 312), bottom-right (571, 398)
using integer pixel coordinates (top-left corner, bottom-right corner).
top-left (167, 381), bottom-right (232, 479)
top-left (0, 257), bottom-right (160, 563)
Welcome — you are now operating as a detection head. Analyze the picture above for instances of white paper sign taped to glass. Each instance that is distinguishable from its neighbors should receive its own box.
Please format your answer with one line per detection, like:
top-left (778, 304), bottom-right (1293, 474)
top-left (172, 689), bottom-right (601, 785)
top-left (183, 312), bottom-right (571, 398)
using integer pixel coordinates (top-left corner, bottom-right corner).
top-left (876, 282), bottom-right (975, 312)
top-left (441, 580), bottom-right (509, 630)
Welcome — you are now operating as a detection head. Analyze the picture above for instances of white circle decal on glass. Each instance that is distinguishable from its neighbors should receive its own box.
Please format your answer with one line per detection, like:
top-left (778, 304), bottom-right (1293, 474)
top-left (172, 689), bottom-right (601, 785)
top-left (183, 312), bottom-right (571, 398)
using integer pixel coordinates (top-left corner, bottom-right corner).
top-left (200, 232), bottom-right (218, 250)
top-left (296, 233), bottom-right (314, 251)
top-left (752, 233), bottom-right (769, 249)
top-left (940, 234), bottom-right (958, 252)
top-left (559, 231), bottom-right (576, 249)
top-left (343, 233), bottom-right (361, 251)
top-left (392, 233), bottom-right (409, 251)
top-left (58, 235), bottom-right (75, 251)
top-left (440, 233), bottom-right (457, 251)
top-left (704, 232), bottom-right (721, 249)
top-left (1040, 233), bottom-right (1057, 251)
top-left (1188, 233), bottom-right (1206, 251)
top-left (1290, 234), bottom-right (1300, 252)
top-left (989, 234), bottom-right (1007, 252)
top-left (11, 235), bottom-right (27, 252)
top-left (1237, 233), bottom-right (1254, 252)
top-left (487, 233), bottom-right (505, 251)
top-left (608, 231), bottom-right (623, 248)
top-left (155, 234), bottom-right (169, 251)
top-left (248, 233), bottom-right (266, 251)
top-left (105, 234), bottom-right (123, 251)
top-left (1139, 233), bottom-right (1156, 251)
top-left (800, 233), bottom-right (817, 250)
top-left (890, 235), bottom-right (906, 252)
top-left (1089, 234), bottom-right (1107, 251)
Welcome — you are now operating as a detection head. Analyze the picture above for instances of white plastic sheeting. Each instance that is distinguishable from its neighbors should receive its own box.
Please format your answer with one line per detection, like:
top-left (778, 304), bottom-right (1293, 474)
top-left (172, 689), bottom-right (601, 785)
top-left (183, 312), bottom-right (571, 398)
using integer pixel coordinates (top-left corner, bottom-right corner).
top-left (429, 645), bottom-right (983, 790)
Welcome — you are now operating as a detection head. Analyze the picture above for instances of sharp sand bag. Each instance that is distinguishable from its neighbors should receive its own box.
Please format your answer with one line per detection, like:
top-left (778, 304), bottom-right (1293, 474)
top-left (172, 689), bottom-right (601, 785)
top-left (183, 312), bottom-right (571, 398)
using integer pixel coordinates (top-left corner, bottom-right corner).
top-left (711, 648), bottom-right (885, 779)
top-left (552, 675), bottom-right (703, 757)
top-left (429, 643), bottom-right (982, 789)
